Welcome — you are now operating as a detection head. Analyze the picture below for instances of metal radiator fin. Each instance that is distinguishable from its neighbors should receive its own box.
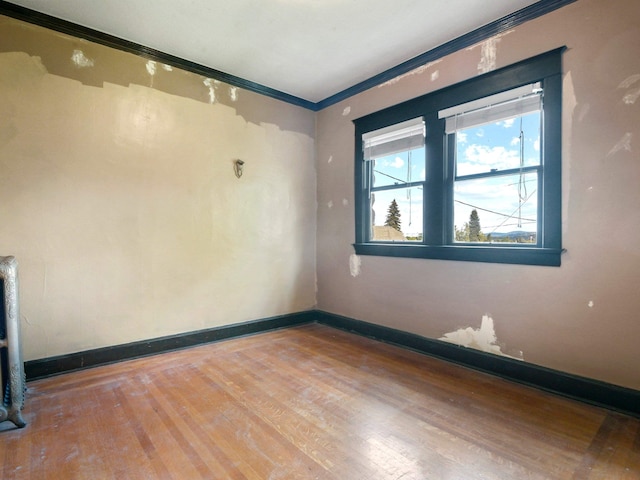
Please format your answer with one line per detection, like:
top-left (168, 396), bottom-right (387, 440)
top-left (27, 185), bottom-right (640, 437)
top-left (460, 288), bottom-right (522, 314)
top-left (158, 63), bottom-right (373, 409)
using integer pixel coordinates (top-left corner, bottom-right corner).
top-left (0, 256), bottom-right (26, 428)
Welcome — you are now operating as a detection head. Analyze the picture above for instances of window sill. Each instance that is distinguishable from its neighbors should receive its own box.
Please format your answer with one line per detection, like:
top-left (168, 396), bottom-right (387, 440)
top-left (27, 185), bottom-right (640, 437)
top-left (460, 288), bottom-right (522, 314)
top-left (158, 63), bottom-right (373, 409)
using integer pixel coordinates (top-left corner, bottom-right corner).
top-left (353, 243), bottom-right (562, 266)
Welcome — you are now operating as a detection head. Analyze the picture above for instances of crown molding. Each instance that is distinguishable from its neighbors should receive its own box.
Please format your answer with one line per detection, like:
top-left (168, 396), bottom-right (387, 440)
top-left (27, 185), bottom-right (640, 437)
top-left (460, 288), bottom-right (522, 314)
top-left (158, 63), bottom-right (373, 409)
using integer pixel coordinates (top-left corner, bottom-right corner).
top-left (0, 0), bottom-right (578, 111)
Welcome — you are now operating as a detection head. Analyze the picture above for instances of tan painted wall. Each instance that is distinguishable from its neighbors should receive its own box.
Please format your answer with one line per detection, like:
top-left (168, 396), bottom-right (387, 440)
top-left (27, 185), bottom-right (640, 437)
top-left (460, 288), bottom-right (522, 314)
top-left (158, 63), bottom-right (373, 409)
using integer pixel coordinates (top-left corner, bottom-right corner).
top-left (0, 17), bottom-right (317, 361)
top-left (316, 0), bottom-right (640, 390)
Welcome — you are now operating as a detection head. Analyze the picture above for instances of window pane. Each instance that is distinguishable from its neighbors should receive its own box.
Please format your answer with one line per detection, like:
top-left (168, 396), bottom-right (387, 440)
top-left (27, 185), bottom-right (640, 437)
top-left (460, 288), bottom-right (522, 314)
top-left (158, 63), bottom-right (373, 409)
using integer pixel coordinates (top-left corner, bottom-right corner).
top-left (453, 172), bottom-right (538, 243)
top-left (455, 111), bottom-right (540, 177)
top-left (370, 187), bottom-right (423, 242)
top-left (371, 146), bottom-right (426, 188)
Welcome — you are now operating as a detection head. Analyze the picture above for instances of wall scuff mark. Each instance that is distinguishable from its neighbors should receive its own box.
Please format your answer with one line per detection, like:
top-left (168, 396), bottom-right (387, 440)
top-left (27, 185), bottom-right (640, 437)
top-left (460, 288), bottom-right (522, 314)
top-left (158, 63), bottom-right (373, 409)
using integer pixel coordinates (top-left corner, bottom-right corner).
top-left (71, 49), bottom-right (94, 68)
top-left (439, 315), bottom-right (523, 360)
top-left (349, 254), bottom-right (361, 277)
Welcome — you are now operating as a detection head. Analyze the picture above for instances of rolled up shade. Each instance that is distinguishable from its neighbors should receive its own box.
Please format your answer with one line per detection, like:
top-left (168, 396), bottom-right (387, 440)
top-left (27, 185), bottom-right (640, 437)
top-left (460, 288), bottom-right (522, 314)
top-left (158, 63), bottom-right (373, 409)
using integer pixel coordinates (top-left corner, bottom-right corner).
top-left (439, 83), bottom-right (542, 134)
top-left (363, 117), bottom-right (425, 160)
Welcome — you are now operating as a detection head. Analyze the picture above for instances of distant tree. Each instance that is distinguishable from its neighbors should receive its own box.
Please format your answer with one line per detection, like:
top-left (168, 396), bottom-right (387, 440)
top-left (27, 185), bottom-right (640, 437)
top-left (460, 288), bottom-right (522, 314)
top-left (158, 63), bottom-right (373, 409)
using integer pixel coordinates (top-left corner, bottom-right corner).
top-left (455, 222), bottom-right (470, 242)
top-left (384, 199), bottom-right (402, 232)
top-left (469, 209), bottom-right (482, 242)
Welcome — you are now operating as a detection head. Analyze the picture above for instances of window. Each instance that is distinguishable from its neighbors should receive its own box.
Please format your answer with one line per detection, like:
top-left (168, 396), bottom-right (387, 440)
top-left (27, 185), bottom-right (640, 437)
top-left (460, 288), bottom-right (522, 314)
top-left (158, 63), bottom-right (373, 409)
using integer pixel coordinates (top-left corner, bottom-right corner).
top-left (353, 49), bottom-right (563, 266)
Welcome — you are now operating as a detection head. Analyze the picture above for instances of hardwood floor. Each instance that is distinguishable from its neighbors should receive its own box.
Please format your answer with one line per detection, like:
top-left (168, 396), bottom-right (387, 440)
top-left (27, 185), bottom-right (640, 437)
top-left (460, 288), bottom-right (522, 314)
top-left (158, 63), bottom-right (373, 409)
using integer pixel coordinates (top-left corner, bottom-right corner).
top-left (1, 323), bottom-right (639, 479)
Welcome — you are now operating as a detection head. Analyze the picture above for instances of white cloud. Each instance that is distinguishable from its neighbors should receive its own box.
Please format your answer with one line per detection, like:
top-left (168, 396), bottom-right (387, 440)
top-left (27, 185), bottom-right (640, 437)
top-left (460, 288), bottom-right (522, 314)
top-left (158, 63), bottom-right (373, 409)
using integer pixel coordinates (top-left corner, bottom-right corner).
top-left (457, 132), bottom-right (468, 144)
top-left (391, 156), bottom-right (404, 168)
top-left (533, 138), bottom-right (540, 152)
top-left (459, 144), bottom-right (519, 175)
top-left (510, 136), bottom-right (520, 146)
top-left (499, 118), bottom-right (515, 128)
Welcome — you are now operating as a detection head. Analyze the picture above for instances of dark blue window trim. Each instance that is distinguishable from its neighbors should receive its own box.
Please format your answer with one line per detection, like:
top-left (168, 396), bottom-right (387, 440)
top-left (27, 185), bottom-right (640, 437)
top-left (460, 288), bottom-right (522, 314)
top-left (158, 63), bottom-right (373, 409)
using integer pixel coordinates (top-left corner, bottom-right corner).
top-left (353, 48), bottom-right (565, 267)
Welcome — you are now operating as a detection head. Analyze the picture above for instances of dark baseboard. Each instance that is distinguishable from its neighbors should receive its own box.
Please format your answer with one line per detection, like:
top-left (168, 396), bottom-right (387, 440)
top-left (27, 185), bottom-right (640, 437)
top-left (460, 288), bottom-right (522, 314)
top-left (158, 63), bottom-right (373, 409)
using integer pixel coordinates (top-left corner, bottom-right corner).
top-left (25, 311), bottom-right (315, 380)
top-left (25, 308), bottom-right (639, 418)
top-left (314, 310), bottom-right (640, 418)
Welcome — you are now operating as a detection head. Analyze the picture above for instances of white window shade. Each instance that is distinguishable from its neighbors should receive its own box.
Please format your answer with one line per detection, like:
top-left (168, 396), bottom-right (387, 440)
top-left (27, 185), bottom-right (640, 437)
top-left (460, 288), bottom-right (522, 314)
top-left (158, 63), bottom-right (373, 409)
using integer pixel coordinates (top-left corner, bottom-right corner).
top-left (363, 117), bottom-right (425, 160)
top-left (440, 83), bottom-right (542, 133)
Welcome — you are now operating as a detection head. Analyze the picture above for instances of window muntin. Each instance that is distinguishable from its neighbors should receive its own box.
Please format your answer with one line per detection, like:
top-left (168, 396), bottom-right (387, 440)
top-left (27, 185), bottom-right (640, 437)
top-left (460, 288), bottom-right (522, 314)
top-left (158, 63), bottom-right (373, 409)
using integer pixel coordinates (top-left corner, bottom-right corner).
top-left (353, 49), bottom-right (564, 266)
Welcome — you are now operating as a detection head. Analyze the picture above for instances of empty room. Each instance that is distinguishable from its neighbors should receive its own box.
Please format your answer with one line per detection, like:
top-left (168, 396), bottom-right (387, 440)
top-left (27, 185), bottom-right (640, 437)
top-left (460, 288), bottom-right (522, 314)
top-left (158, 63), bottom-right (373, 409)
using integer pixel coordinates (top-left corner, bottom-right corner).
top-left (0, 0), bottom-right (639, 478)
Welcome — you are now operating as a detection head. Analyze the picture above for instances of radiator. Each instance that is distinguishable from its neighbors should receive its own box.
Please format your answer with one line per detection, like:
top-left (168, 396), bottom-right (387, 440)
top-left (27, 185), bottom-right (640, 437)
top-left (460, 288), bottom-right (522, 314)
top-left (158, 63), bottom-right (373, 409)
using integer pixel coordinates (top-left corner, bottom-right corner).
top-left (0, 256), bottom-right (26, 428)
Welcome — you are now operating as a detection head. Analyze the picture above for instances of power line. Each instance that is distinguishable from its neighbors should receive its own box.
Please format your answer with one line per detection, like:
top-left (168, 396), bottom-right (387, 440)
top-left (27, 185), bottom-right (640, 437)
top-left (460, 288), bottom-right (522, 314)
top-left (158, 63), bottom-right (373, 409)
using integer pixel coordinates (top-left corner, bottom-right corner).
top-left (454, 198), bottom-right (536, 223)
top-left (373, 169), bottom-right (409, 185)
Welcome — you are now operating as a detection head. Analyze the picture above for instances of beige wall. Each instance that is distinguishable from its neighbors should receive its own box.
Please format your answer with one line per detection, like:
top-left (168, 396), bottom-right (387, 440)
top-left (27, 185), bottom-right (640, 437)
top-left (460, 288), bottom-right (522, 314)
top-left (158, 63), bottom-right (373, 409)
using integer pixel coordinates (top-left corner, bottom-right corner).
top-left (316, 0), bottom-right (640, 390)
top-left (0, 17), bottom-right (317, 361)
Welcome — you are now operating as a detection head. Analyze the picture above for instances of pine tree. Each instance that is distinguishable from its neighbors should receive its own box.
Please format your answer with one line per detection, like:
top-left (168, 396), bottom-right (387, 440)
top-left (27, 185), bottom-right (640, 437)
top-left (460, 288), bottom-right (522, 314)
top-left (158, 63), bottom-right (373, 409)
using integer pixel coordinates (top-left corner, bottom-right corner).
top-left (469, 209), bottom-right (482, 242)
top-left (384, 199), bottom-right (402, 232)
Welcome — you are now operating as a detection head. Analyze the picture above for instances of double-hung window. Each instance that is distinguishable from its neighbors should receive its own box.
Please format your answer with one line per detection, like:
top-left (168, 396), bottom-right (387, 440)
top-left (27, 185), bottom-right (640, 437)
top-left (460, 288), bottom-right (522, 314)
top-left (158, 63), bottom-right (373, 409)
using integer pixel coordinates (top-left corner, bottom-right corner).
top-left (353, 48), bottom-right (564, 266)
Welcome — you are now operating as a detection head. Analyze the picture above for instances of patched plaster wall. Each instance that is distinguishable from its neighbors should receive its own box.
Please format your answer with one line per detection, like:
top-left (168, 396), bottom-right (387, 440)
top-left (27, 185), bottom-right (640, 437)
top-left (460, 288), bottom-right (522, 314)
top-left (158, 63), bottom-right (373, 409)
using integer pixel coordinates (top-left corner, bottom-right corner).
top-left (2, 1), bottom-right (639, 392)
top-left (315, 0), bottom-right (640, 390)
top-left (0, 17), bottom-right (317, 360)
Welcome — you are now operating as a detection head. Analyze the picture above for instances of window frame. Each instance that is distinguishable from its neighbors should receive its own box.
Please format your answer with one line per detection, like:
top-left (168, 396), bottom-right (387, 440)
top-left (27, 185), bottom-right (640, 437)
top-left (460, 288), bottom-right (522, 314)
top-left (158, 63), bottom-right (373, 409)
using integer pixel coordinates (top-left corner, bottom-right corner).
top-left (353, 48), bottom-right (564, 267)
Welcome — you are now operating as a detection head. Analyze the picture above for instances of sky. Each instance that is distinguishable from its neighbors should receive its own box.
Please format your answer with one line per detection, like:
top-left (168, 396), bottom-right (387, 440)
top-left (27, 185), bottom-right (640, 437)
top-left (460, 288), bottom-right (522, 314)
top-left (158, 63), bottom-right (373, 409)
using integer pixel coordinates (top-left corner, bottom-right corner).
top-left (371, 111), bottom-right (541, 240)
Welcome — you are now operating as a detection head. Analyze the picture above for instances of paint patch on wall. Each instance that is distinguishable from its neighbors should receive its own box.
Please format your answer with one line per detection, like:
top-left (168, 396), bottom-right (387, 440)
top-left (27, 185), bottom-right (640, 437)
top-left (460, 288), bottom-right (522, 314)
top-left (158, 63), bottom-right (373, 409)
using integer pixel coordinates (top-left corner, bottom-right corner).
top-left (328, 155), bottom-right (333, 164)
top-left (467, 31), bottom-right (513, 74)
top-left (440, 315), bottom-right (524, 360)
top-left (431, 70), bottom-right (439, 82)
top-left (618, 74), bottom-right (640, 89)
top-left (349, 254), bottom-right (361, 277)
top-left (380, 60), bottom-right (442, 87)
top-left (478, 38), bottom-right (497, 73)
top-left (71, 49), bottom-right (94, 68)
top-left (342, 198), bottom-right (349, 206)
top-left (342, 106), bottom-right (351, 116)
top-left (203, 78), bottom-right (216, 104)
top-left (618, 74), bottom-right (640, 104)
top-left (578, 104), bottom-right (591, 122)
top-left (327, 200), bottom-right (333, 209)
top-left (146, 60), bottom-right (157, 76)
top-left (607, 132), bottom-right (633, 157)
top-left (229, 86), bottom-right (238, 102)
top-left (162, 64), bottom-right (173, 72)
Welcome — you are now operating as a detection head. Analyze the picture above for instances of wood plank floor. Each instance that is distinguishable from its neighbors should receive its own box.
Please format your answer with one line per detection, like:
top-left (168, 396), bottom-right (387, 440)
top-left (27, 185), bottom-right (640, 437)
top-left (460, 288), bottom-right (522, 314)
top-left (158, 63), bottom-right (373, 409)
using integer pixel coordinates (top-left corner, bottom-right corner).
top-left (1, 323), bottom-right (639, 479)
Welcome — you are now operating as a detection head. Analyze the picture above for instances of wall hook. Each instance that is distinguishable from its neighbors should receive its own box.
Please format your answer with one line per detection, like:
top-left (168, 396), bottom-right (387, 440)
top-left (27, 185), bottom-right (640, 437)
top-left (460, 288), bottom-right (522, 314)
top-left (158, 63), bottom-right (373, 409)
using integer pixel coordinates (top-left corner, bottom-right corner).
top-left (233, 159), bottom-right (245, 178)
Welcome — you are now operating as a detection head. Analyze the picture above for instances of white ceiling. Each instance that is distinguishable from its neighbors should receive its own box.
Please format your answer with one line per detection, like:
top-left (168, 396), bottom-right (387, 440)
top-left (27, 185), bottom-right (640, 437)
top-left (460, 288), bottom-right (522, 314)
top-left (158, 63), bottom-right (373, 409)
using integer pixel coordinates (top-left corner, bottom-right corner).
top-left (7, 0), bottom-right (540, 103)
